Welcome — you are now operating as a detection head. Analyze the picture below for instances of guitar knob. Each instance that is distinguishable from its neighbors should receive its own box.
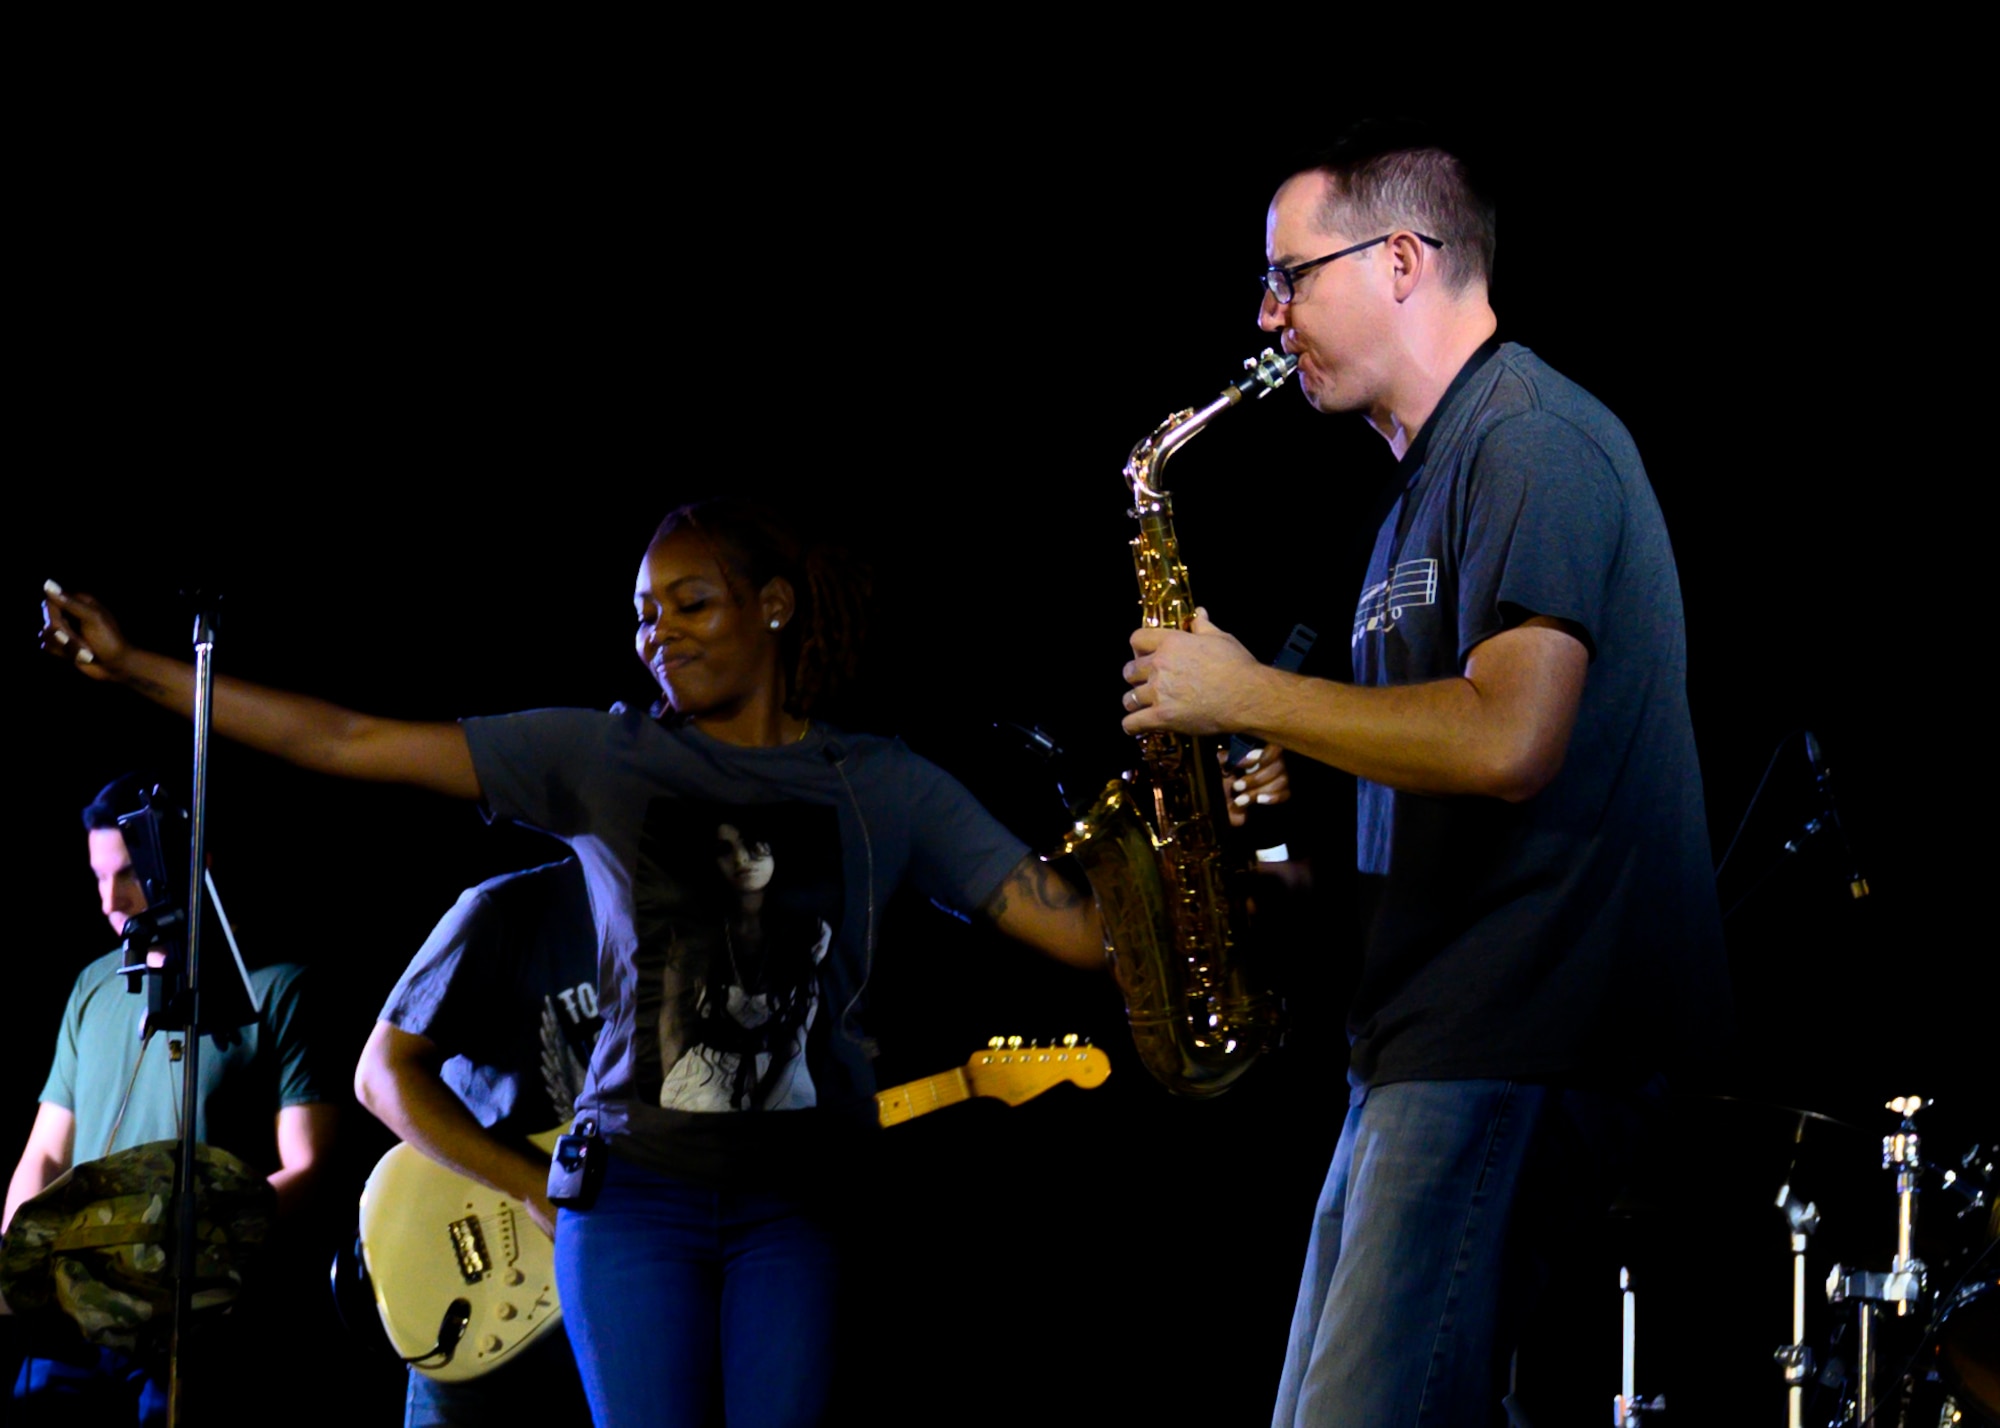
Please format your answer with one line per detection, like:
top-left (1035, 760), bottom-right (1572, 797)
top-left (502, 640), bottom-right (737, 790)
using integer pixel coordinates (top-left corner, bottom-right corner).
top-left (503, 1268), bottom-right (525, 1286)
top-left (479, 1334), bottom-right (503, 1353)
top-left (495, 1302), bottom-right (518, 1320)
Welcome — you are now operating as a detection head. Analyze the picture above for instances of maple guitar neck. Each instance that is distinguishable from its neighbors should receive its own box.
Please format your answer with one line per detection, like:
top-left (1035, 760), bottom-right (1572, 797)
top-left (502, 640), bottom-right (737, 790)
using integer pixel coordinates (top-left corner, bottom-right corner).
top-left (876, 1066), bottom-right (977, 1126)
top-left (874, 1037), bottom-right (1108, 1128)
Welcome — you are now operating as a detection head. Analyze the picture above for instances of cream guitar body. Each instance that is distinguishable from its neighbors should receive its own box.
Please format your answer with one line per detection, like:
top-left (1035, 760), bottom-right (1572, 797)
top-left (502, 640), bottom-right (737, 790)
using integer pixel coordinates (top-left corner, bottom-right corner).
top-left (358, 1127), bottom-right (564, 1382)
top-left (358, 1038), bottom-right (1107, 1380)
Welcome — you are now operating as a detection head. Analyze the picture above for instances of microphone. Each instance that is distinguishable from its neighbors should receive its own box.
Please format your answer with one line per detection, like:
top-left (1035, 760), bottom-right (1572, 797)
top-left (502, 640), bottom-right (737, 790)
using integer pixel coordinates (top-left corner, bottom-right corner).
top-left (1796, 730), bottom-right (1870, 899)
top-left (1802, 730), bottom-right (1829, 788)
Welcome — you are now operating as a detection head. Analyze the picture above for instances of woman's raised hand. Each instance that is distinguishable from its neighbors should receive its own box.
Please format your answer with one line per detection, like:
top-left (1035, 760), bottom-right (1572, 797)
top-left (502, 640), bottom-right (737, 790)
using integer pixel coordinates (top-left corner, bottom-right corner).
top-left (40, 581), bottom-right (130, 681)
top-left (38, 577), bottom-right (482, 799)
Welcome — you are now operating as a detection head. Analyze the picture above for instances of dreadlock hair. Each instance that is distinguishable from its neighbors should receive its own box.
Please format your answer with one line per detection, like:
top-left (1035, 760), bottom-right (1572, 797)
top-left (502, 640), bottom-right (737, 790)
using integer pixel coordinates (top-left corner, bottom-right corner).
top-left (650, 498), bottom-right (871, 722)
top-left (1307, 119), bottom-right (1496, 296)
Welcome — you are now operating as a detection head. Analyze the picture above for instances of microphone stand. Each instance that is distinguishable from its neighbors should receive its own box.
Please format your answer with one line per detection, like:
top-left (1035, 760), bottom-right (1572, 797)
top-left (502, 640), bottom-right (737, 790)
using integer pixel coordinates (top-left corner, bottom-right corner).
top-left (163, 601), bottom-right (217, 1426)
top-left (1717, 729), bottom-right (1871, 922)
top-left (102, 597), bottom-right (258, 1425)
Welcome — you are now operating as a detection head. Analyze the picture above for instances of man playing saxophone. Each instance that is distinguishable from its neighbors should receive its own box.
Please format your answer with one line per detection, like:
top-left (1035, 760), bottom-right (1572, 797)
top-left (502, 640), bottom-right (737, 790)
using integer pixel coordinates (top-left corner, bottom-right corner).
top-left (1118, 122), bottom-right (1729, 1427)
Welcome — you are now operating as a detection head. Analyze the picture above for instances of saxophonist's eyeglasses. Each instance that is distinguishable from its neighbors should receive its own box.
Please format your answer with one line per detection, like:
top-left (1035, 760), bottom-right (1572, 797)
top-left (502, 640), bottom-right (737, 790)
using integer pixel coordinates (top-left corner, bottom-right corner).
top-left (1261, 232), bottom-right (1444, 305)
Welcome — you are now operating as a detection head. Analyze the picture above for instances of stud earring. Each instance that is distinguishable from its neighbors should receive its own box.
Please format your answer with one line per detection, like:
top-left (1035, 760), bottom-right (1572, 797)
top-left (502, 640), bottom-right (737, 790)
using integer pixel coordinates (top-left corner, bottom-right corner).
top-left (769, 619), bottom-right (782, 630)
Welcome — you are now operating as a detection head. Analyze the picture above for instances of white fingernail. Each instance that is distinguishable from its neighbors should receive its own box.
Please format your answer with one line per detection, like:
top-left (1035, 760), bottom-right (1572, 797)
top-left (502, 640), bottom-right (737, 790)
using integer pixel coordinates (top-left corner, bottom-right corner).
top-left (77, 649), bottom-right (96, 666)
top-left (1232, 778), bottom-right (1246, 793)
top-left (1246, 747), bottom-right (1266, 763)
top-left (1256, 793), bottom-right (1275, 804)
top-left (43, 579), bottom-right (64, 597)
top-left (1233, 793), bottom-right (1250, 808)
top-left (52, 628), bottom-right (70, 646)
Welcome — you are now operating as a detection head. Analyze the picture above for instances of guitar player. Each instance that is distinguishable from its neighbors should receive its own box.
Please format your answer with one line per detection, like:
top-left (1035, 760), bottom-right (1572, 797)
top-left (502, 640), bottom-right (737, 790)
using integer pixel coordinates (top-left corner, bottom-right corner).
top-left (355, 857), bottom-right (600, 1428)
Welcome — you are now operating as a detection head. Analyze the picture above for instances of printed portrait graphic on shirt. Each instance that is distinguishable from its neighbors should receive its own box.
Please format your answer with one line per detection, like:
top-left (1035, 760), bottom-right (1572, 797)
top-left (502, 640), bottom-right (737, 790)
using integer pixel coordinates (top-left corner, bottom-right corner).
top-left (632, 800), bottom-right (842, 1113)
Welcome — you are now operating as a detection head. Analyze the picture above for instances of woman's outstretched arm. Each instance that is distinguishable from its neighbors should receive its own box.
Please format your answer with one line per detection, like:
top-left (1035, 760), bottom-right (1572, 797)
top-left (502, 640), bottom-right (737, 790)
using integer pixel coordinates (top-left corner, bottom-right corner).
top-left (41, 583), bottom-right (479, 800)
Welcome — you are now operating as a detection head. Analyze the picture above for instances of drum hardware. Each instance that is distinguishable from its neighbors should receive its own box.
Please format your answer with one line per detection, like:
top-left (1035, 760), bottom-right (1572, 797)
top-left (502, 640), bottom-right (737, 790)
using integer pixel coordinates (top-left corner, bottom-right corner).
top-left (1823, 1095), bottom-right (1936, 1426)
top-left (1884, 1097), bottom-right (1929, 1321)
top-left (1614, 1266), bottom-right (1667, 1426)
top-left (1934, 1142), bottom-right (1993, 1241)
top-left (1929, 1263), bottom-right (1998, 1428)
top-left (1776, 1181), bottom-right (1823, 1428)
top-left (1922, 1140), bottom-right (1997, 1428)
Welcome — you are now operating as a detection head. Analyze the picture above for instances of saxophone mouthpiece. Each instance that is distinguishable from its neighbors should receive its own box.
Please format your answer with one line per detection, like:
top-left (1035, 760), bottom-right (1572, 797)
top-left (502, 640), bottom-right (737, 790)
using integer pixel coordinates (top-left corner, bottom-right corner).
top-left (1230, 348), bottom-right (1300, 401)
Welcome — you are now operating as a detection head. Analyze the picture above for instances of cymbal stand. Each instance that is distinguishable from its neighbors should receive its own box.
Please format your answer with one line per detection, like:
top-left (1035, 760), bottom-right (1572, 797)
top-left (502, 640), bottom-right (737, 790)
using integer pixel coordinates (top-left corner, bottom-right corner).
top-left (1613, 1266), bottom-right (1664, 1426)
top-left (1824, 1095), bottom-right (1928, 1426)
top-left (1773, 1177), bottom-right (1821, 1428)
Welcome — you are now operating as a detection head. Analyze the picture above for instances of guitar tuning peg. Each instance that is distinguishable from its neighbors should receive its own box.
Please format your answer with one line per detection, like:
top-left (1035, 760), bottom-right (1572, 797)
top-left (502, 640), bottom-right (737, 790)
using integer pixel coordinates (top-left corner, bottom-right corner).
top-left (1061, 1033), bottom-right (1079, 1048)
top-left (1006, 1035), bottom-right (1024, 1051)
top-left (988, 1036), bottom-right (1005, 1050)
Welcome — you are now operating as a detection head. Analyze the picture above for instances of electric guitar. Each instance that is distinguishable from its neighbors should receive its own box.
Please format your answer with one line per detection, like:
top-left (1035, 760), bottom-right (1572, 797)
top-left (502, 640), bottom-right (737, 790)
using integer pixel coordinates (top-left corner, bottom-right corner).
top-left (357, 1036), bottom-right (1109, 1380)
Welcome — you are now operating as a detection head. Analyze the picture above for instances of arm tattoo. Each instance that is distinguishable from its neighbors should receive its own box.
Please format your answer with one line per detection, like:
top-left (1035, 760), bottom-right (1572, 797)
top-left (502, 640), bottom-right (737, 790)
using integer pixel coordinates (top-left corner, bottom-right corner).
top-left (1026, 859), bottom-right (1088, 911)
top-left (982, 857), bottom-right (1088, 922)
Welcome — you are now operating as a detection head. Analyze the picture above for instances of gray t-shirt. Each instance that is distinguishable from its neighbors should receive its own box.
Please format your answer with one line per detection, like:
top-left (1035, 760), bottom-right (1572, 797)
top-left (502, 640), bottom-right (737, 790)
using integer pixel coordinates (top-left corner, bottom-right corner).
top-left (379, 859), bottom-right (601, 1136)
top-left (463, 709), bottom-right (1027, 1180)
top-left (1349, 342), bottom-right (1729, 1088)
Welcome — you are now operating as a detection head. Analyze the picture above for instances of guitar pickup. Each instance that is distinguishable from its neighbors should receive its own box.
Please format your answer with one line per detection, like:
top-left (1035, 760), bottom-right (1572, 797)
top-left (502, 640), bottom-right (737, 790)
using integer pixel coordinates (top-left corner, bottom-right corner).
top-left (448, 1216), bottom-right (491, 1283)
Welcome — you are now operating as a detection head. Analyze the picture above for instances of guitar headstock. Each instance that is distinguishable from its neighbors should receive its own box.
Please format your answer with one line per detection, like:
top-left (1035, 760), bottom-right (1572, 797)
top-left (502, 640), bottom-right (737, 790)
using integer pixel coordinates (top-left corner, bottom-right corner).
top-left (964, 1034), bottom-right (1111, 1106)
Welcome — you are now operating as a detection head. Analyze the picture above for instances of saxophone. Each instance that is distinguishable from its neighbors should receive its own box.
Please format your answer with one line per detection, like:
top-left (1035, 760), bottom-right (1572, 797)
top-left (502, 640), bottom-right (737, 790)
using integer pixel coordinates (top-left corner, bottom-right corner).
top-left (1058, 348), bottom-right (1298, 1098)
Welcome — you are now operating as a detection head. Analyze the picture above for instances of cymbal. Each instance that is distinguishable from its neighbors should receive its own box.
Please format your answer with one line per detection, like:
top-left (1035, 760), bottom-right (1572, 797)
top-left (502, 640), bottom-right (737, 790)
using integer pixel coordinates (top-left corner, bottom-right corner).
top-left (1698, 1094), bottom-right (1861, 1136)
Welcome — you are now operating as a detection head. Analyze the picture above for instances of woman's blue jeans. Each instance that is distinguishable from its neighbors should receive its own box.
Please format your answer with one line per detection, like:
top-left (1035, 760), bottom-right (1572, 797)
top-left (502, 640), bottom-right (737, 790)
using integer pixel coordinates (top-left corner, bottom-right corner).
top-left (555, 1154), bottom-right (839, 1428)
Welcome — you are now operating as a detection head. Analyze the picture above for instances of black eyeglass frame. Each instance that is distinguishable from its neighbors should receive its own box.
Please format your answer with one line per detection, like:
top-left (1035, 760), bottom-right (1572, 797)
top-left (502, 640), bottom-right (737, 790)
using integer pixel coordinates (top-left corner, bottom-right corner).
top-left (1262, 232), bottom-right (1445, 305)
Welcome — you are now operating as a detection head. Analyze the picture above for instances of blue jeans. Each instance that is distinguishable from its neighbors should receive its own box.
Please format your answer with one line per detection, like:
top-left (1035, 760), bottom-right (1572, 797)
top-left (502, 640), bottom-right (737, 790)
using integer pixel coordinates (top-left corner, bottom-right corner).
top-left (11, 1348), bottom-right (168, 1427)
top-left (404, 1321), bottom-right (591, 1428)
top-left (555, 1155), bottom-right (840, 1428)
top-left (1273, 1080), bottom-right (1550, 1428)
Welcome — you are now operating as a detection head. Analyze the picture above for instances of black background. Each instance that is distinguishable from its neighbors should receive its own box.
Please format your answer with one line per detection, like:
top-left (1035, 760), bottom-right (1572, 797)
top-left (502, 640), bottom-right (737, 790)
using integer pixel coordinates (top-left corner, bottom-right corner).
top-left (6, 87), bottom-right (1989, 1425)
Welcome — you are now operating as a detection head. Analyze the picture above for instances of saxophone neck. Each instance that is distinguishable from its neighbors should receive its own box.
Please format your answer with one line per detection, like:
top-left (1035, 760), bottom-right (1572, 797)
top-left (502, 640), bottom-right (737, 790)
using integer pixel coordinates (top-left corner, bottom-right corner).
top-left (1124, 349), bottom-right (1297, 503)
top-left (1126, 394), bottom-right (1229, 503)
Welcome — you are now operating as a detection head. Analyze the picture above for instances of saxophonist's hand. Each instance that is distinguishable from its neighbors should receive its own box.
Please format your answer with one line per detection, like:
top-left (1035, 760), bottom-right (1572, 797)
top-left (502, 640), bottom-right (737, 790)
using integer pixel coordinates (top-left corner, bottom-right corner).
top-left (1122, 609), bottom-right (1262, 737)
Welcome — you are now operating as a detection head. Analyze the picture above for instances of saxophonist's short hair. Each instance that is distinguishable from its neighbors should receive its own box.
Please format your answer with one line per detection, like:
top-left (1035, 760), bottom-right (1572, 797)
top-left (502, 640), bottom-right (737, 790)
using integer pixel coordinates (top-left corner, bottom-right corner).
top-left (1306, 120), bottom-right (1496, 296)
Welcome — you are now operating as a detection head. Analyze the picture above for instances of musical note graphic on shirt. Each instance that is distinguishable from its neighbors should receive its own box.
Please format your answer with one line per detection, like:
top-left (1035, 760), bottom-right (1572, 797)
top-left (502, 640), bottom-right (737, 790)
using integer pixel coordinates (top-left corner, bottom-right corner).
top-left (1351, 558), bottom-right (1439, 647)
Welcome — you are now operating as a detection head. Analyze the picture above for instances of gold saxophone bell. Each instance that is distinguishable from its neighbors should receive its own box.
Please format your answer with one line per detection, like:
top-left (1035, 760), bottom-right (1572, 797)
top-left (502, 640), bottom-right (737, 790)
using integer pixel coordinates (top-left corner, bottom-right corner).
top-left (1059, 348), bottom-right (1297, 1098)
